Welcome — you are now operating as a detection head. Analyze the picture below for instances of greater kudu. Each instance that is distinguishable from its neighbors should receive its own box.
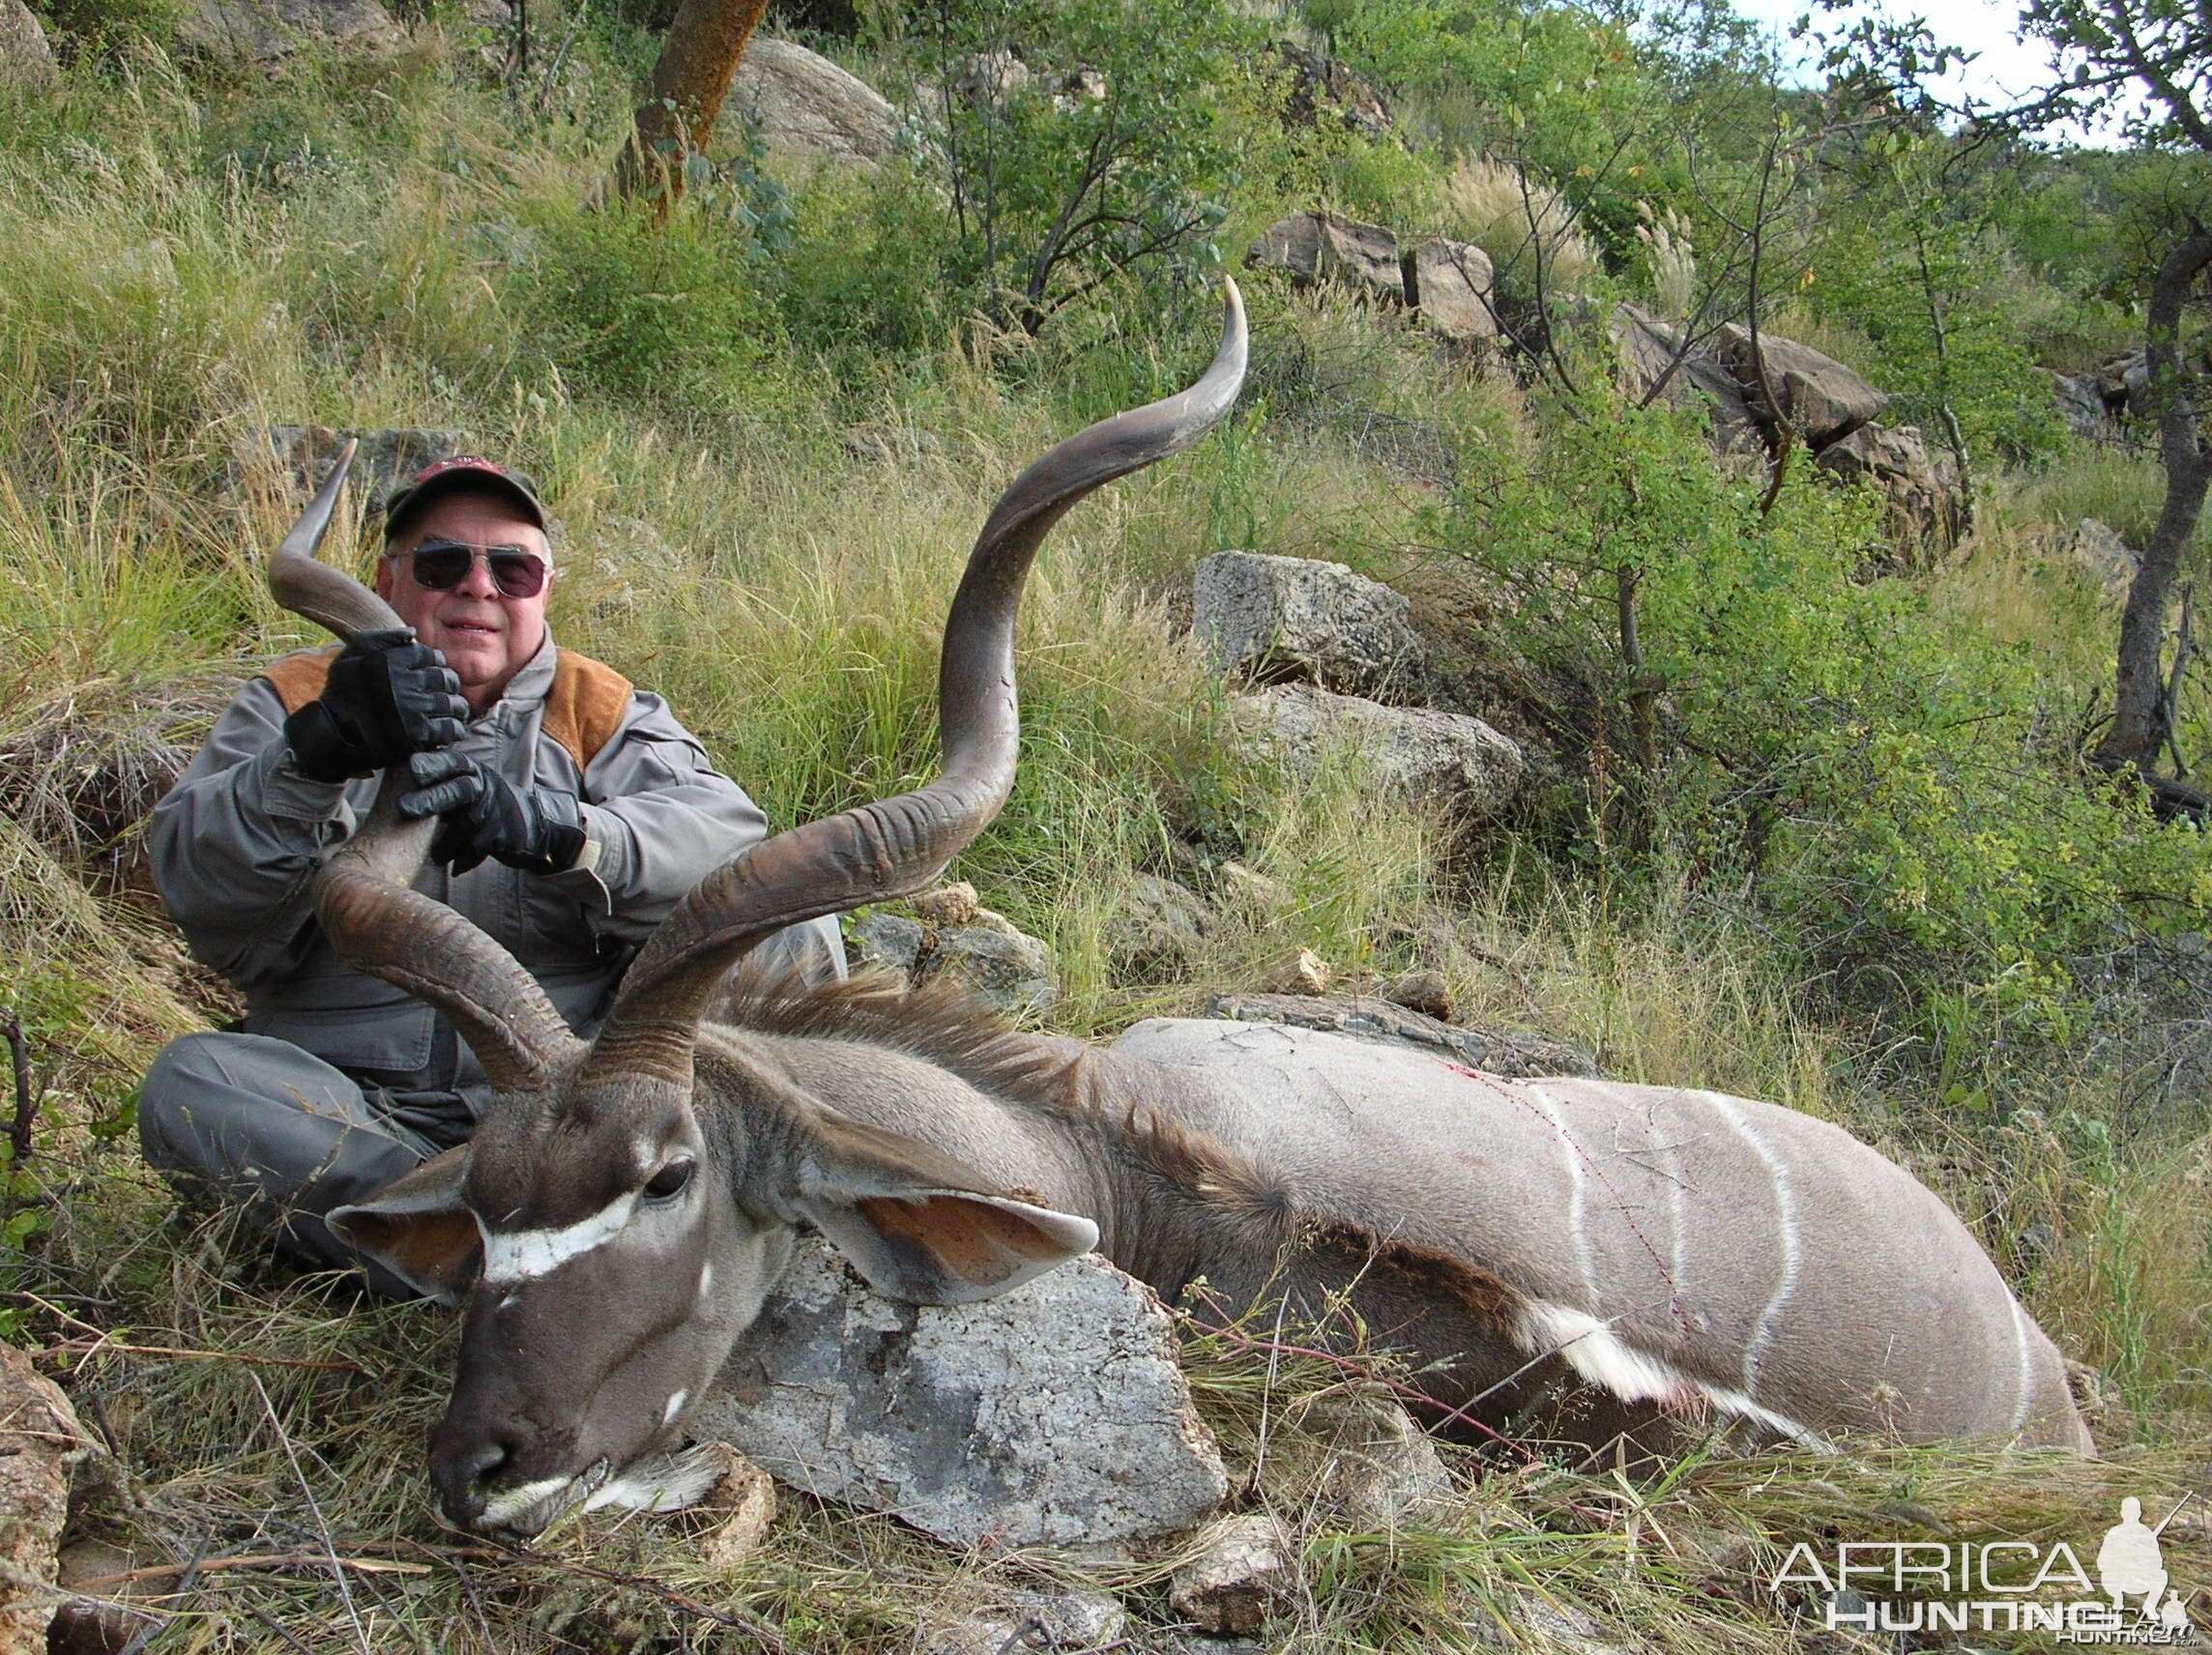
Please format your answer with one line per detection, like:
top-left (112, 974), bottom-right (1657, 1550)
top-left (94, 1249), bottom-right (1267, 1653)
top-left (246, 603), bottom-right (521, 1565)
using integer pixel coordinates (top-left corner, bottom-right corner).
top-left (257, 282), bottom-right (2086, 1538)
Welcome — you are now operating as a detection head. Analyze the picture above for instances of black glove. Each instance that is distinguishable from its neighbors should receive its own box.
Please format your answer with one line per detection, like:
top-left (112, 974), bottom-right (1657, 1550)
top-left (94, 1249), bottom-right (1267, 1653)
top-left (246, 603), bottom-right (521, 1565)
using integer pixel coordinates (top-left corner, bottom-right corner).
top-left (284, 629), bottom-right (468, 783)
top-left (399, 750), bottom-right (588, 877)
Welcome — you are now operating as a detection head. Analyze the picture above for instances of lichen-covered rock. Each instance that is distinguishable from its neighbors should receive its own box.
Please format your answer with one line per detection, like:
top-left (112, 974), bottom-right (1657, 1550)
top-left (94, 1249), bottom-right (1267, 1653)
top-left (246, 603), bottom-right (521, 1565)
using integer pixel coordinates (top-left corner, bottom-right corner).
top-left (1306, 1394), bottom-right (1455, 1524)
top-left (0, 0), bottom-right (56, 95)
top-left (1405, 238), bottom-right (1496, 343)
top-left (693, 1235), bottom-right (1229, 1548)
top-left (1204, 991), bottom-right (1599, 1080)
top-left (1168, 1515), bottom-right (1295, 1638)
top-left (1246, 212), bottom-right (1404, 305)
top-left (849, 911), bottom-right (923, 976)
top-left (920, 922), bottom-right (1059, 1015)
top-left (729, 37), bottom-right (903, 173)
top-left (1229, 684), bottom-right (1525, 817)
top-left (1194, 551), bottom-right (1423, 698)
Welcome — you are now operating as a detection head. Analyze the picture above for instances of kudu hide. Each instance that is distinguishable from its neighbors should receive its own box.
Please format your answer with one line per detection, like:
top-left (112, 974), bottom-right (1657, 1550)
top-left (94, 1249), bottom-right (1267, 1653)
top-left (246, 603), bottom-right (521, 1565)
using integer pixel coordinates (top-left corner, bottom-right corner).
top-left (250, 283), bottom-right (2086, 1538)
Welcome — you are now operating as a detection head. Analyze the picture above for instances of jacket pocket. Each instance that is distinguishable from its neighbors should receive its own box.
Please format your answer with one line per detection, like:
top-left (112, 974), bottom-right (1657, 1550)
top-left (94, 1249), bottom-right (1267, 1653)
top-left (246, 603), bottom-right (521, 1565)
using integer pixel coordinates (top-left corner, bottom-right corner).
top-left (246, 973), bottom-right (437, 1078)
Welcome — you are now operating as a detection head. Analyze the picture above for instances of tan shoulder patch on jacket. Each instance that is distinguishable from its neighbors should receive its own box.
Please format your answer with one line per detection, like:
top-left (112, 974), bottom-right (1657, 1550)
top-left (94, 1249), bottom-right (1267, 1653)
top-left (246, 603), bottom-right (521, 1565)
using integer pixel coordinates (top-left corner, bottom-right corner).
top-left (254, 645), bottom-right (634, 773)
top-left (541, 649), bottom-right (633, 775)
top-left (258, 647), bottom-right (341, 713)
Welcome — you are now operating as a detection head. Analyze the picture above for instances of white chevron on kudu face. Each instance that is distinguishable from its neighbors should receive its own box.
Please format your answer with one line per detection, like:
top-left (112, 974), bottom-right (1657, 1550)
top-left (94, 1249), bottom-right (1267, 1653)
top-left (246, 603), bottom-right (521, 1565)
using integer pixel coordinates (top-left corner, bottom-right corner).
top-left (277, 281), bottom-right (2089, 1546)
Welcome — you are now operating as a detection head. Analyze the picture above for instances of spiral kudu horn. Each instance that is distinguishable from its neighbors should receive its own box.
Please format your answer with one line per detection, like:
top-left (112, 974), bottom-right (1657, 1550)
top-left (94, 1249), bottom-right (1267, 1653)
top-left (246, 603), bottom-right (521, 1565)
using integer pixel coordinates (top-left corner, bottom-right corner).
top-left (583, 279), bottom-right (1250, 1086)
top-left (266, 441), bottom-right (581, 1090)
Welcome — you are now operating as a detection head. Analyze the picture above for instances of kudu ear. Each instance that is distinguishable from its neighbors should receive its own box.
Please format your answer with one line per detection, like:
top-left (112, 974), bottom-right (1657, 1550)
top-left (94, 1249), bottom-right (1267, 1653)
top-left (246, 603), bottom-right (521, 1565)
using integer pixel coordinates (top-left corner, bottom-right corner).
top-left (791, 1114), bottom-right (1098, 1306)
top-left (327, 1147), bottom-right (481, 1306)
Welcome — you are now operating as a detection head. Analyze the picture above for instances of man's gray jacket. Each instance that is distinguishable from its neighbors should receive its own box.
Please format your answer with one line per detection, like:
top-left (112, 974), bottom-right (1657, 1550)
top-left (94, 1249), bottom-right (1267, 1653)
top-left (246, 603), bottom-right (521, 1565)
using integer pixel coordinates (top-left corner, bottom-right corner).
top-left (150, 630), bottom-right (831, 1111)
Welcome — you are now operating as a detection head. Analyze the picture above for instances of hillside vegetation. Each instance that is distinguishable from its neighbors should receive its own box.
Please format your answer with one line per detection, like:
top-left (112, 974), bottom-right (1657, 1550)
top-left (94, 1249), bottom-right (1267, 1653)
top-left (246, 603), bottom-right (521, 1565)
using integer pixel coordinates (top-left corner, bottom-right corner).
top-left (0, 0), bottom-right (2208, 1647)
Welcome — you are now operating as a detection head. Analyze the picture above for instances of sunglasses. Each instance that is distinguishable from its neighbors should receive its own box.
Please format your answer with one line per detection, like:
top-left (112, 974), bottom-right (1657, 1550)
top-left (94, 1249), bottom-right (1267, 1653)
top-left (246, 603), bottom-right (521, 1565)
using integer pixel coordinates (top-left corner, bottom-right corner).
top-left (393, 540), bottom-right (551, 599)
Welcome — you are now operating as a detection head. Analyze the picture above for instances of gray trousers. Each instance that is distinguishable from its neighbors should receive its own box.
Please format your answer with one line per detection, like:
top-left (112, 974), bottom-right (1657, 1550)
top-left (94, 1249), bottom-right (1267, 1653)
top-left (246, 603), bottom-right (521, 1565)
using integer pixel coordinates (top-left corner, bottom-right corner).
top-left (139, 918), bottom-right (845, 1296)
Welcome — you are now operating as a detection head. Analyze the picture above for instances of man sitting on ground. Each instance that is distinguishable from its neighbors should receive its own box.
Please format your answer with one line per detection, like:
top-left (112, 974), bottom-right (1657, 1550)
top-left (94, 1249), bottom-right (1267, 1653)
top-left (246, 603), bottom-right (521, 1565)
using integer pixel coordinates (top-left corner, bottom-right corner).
top-left (139, 456), bottom-right (841, 1292)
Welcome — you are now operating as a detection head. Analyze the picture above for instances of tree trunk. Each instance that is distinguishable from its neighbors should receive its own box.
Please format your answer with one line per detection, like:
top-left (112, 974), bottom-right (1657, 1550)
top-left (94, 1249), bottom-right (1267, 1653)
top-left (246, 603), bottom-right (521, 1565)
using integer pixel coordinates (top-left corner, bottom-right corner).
top-left (2097, 227), bottom-right (2212, 774)
top-left (609, 0), bottom-right (773, 205)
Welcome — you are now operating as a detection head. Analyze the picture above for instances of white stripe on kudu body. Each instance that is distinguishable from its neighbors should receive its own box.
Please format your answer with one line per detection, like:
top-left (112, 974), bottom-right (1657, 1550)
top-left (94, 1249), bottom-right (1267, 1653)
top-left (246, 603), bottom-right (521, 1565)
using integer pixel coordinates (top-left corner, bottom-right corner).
top-left (1105, 1019), bottom-right (2088, 1449)
top-left (1702, 1091), bottom-right (1802, 1404)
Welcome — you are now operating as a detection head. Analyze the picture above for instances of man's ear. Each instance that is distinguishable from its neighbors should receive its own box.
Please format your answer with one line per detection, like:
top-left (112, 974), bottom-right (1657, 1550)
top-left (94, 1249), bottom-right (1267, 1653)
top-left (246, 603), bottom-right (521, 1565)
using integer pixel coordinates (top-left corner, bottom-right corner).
top-left (327, 1147), bottom-right (480, 1306)
top-left (788, 1113), bottom-right (1098, 1306)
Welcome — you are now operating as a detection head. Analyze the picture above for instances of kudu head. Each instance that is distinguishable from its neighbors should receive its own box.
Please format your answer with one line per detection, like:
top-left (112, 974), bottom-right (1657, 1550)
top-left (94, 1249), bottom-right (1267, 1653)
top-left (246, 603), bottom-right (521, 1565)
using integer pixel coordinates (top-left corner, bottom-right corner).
top-left (261, 284), bottom-right (1247, 1536)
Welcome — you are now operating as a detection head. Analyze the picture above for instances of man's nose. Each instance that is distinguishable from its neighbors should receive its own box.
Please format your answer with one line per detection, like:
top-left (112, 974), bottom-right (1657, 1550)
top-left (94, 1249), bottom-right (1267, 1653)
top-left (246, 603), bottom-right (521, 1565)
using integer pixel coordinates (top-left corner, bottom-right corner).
top-left (452, 553), bottom-right (500, 599)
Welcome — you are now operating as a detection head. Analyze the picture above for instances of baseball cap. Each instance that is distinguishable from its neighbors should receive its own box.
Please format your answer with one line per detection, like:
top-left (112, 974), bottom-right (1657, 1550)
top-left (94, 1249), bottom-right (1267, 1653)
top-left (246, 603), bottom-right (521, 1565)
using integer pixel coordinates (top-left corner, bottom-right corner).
top-left (380, 456), bottom-right (549, 542)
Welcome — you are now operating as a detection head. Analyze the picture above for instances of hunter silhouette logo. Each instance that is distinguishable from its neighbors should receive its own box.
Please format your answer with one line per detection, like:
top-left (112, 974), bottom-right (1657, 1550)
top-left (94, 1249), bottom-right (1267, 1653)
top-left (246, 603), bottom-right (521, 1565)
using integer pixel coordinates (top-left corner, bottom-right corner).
top-left (1771, 1491), bottom-right (2200, 1644)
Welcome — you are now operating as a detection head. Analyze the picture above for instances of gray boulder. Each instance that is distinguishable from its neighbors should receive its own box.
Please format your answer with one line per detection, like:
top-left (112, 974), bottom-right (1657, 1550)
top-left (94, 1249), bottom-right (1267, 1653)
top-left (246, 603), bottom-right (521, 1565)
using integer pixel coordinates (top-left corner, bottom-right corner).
top-left (1169, 1515), bottom-right (1296, 1638)
top-left (920, 921), bottom-right (1059, 1015)
top-left (1405, 237), bottom-right (1496, 343)
top-left (1246, 212), bottom-right (1404, 305)
top-left (729, 37), bottom-right (903, 173)
top-left (1229, 684), bottom-right (1525, 818)
top-left (1715, 324), bottom-right (1888, 449)
top-left (1813, 421), bottom-right (1959, 548)
top-left (1194, 550), bottom-right (1423, 698)
top-left (848, 911), bottom-right (924, 976)
top-left (1204, 991), bottom-right (1599, 1080)
top-left (0, 0), bottom-right (55, 94)
top-left (693, 1235), bottom-right (1229, 1549)
top-left (177, 0), bottom-right (402, 60)
top-left (2049, 368), bottom-right (2119, 443)
top-left (920, 1591), bottom-right (1125, 1655)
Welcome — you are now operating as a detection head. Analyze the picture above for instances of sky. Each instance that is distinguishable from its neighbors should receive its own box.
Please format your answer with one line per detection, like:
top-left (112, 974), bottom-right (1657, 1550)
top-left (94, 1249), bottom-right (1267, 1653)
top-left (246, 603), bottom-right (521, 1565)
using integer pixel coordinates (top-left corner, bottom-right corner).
top-left (1724, 0), bottom-right (2139, 138)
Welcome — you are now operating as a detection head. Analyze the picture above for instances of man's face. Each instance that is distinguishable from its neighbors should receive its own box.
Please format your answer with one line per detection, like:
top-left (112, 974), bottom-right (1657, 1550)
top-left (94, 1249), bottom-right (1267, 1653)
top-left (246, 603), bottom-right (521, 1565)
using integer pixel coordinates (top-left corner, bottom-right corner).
top-left (377, 490), bottom-right (554, 716)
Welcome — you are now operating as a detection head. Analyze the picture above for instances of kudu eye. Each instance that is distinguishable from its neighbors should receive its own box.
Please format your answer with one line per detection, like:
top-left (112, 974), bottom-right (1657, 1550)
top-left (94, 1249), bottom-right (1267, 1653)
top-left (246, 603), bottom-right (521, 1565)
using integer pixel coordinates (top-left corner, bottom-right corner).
top-left (643, 1159), bottom-right (695, 1202)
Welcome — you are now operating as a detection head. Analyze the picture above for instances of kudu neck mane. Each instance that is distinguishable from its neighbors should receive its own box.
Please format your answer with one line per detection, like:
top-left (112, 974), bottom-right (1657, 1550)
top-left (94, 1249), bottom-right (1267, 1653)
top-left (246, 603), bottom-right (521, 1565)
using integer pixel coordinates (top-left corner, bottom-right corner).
top-left (703, 972), bottom-right (1485, 1302)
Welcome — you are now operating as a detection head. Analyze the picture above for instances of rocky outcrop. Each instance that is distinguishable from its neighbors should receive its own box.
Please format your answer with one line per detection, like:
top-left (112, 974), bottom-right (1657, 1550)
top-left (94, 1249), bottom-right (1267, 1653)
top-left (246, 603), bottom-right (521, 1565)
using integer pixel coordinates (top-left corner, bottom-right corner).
top-left (1260, 41), bottom-right (1392, 141)
top-left (692, 1235), bottom-right (1228, 1549)
top-left (1613, 306), bottom-right (1961, 545)
top-left (1813, 421), bottom-right (1958, 549)
top-left (1229, 685), bottom-right (1526, 817)
top-left (176, 0), bottom-right (403, 61)
top-left (1714, 323), bottom-right (1887, 450)
top-left (1205, 991), bottom-right (1599, 1079)
top-left (0, 0), bottom-right (56, 94)
top-left (729, 37), bottom-right (903, 172)
top-left (1194, 550), bottom-right (1424, 697)
top-left (1247, 212), bottom-right (1497, 344)
top-left (1613, 305), bottom-right (1762, 456)
top-left (1404, 237), bottom-right (1497, 342)
top-left (920, 1591), bottom-right (1126, 1655)
top-left (1248, 211), bottom-right (1404, 305)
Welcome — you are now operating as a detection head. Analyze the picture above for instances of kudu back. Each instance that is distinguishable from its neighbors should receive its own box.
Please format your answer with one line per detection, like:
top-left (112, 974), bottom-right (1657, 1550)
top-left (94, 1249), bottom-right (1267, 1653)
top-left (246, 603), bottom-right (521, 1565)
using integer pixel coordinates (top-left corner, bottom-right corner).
top-left (251, 282), bottom-right (2085, 1538)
